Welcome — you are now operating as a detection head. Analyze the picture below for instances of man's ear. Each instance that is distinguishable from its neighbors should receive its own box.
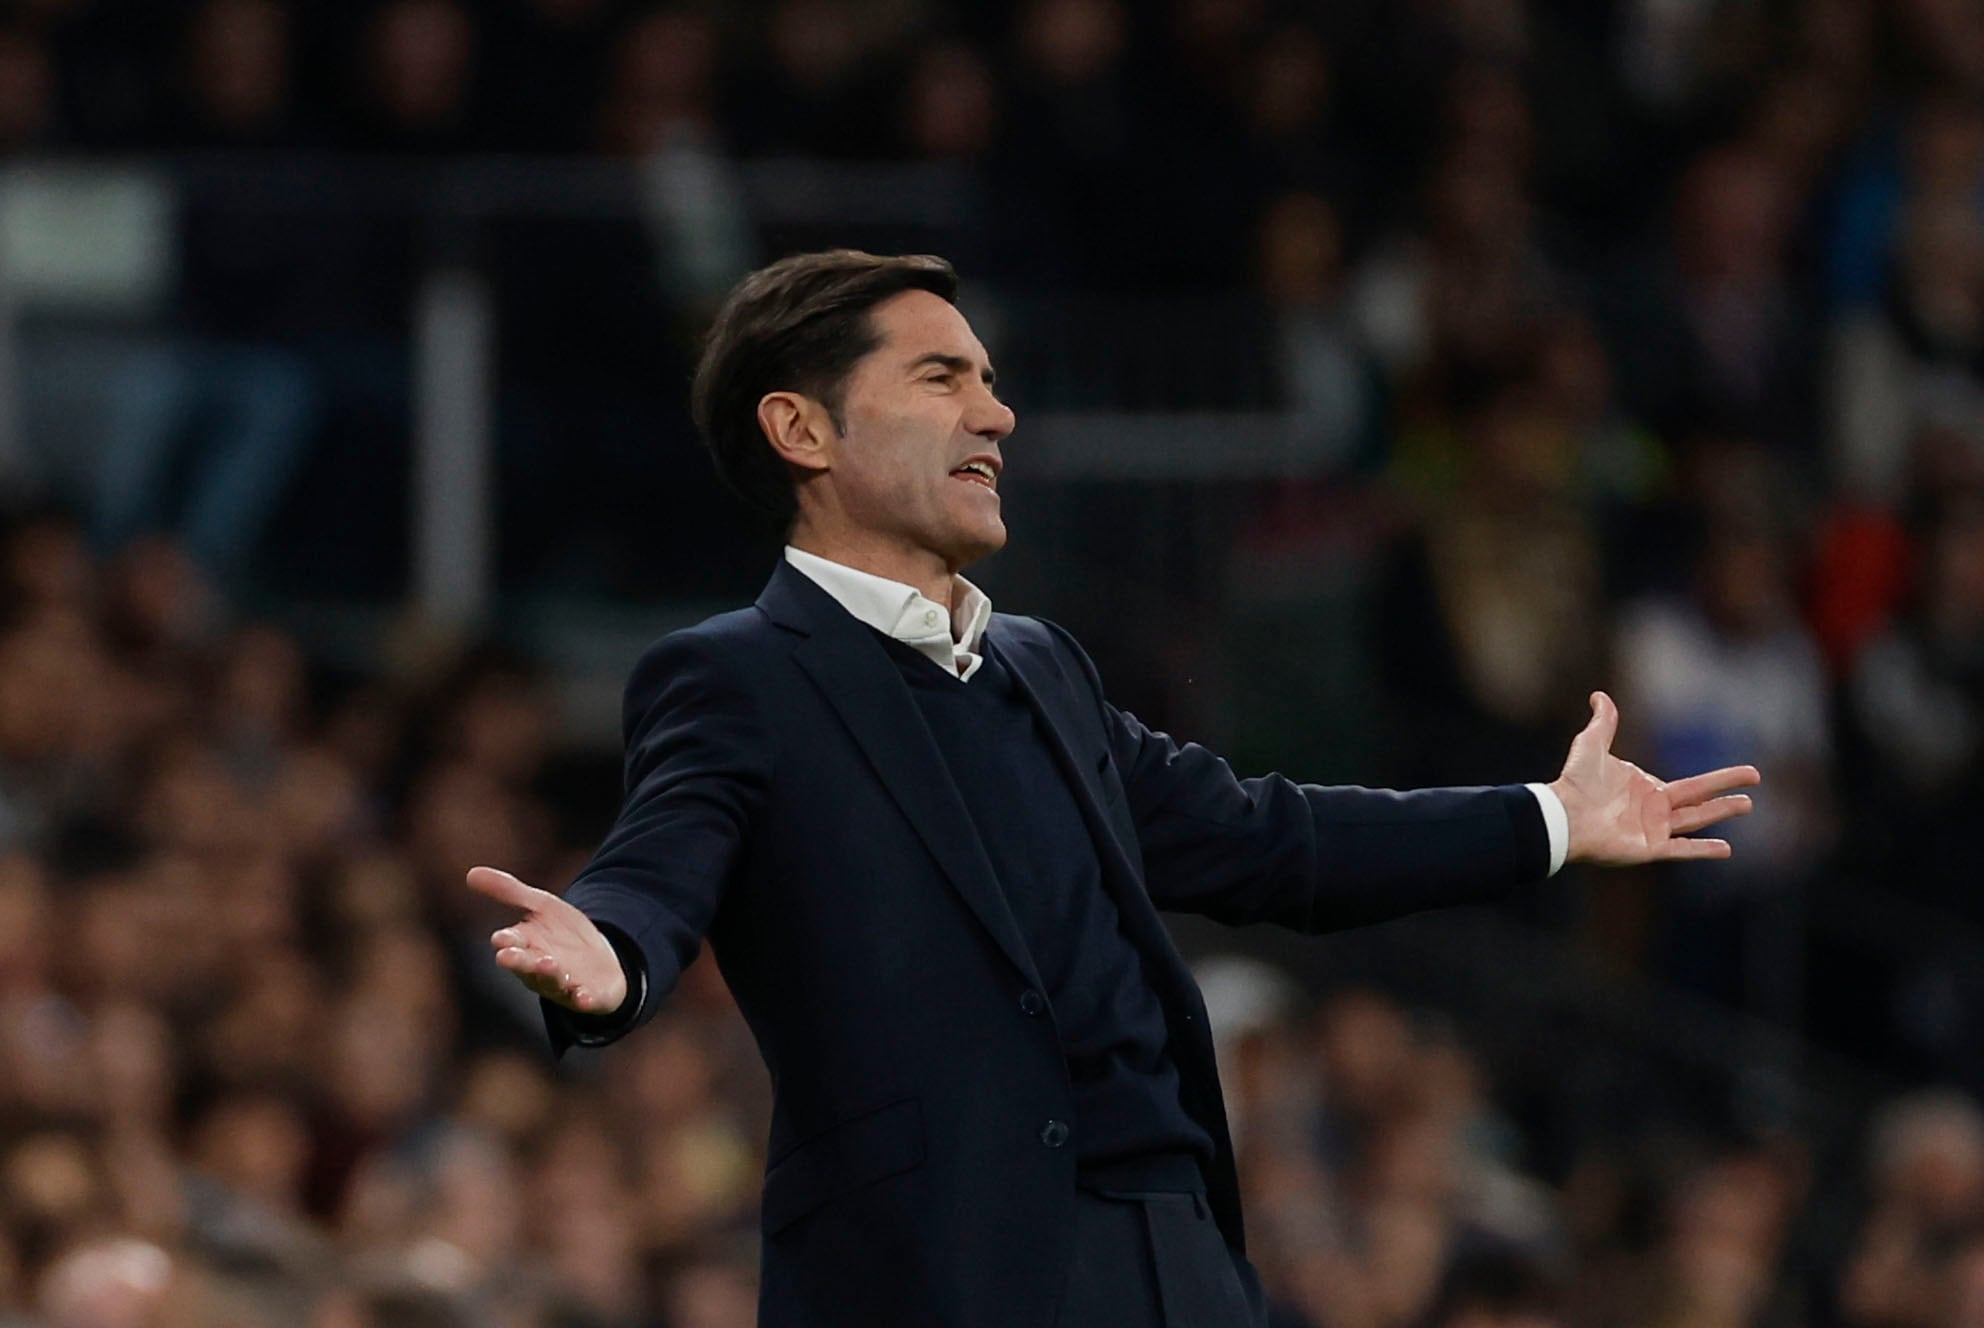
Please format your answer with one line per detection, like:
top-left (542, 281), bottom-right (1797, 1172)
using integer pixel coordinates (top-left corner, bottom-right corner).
top-left (758, 391), bottom-right (835, 476)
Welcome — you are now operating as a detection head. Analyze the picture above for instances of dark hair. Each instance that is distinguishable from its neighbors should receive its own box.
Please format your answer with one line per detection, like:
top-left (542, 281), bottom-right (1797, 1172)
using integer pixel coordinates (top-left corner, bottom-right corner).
top-left (690, 249), bottom-right (960, 528)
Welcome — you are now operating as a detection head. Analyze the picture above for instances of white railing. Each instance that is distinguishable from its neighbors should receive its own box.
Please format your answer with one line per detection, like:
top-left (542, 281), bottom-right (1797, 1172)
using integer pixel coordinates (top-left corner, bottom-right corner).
top-left (412, 267), bottom-right (496, 630)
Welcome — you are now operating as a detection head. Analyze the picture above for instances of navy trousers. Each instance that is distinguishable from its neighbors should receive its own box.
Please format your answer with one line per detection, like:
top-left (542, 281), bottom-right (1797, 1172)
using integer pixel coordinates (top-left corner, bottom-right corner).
top-left (1055, 1190), bottom-right (1262, 1327)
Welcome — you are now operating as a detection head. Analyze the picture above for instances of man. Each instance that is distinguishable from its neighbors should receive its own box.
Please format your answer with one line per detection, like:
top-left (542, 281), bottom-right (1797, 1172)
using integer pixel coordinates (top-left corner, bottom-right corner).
top-left (469, 251), bottom-right (1759, 1327)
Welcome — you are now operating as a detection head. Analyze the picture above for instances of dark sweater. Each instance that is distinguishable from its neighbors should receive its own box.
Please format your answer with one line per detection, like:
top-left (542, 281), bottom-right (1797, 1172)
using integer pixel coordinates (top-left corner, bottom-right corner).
top-left (877, 630), bottom-right (1214, 1187)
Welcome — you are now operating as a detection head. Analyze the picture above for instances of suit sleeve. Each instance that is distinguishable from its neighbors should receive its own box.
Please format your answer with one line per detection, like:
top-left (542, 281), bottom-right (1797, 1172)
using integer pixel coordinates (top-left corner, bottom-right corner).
top-left (1041, 621), bottom-right (1550, 932)
top-left (542, 629), bottom-right (772, 1052)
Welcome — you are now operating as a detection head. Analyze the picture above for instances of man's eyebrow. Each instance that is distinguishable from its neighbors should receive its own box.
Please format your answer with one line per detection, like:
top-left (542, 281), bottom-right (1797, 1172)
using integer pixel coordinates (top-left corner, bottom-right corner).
top-left (907, 352), bottom-right (997, 387)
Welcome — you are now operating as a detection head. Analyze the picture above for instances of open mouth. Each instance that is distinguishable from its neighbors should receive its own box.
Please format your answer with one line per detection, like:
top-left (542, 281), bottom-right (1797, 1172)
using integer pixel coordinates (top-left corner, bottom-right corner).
top-left (951, 460), bottom-right (998, 489)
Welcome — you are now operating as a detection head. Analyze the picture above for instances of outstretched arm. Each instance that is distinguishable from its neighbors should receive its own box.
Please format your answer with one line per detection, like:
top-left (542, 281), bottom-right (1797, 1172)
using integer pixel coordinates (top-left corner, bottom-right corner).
top-left (468, 629), bottom-right (771, 1049)
top-left (1041, 619), bottom-right (1759, 930)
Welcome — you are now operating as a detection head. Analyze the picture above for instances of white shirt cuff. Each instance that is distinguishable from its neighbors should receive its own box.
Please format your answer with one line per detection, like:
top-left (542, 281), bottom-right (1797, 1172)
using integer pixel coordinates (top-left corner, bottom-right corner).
top-left (1526, 782), bottom-right (1570, 876)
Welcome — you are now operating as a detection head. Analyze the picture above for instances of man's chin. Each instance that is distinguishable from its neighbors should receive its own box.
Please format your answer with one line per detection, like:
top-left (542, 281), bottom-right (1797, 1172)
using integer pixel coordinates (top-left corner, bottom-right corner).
top-left (948, 523), bottom-right (1007, 570)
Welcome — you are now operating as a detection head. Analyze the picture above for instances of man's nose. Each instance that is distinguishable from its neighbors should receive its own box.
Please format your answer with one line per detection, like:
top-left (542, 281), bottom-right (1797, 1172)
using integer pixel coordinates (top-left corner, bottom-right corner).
top-left (969, 393), bottom-right (1016, 441)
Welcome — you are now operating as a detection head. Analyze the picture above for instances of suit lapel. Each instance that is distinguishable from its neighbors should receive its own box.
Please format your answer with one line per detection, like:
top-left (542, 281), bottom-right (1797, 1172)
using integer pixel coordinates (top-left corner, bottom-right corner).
top-left (996, 623), bottom-right (1215, 1039)
top-left (760, 565), bottom-right (1044, 991)
top-left (993, 628), bottom-right (1147, 902)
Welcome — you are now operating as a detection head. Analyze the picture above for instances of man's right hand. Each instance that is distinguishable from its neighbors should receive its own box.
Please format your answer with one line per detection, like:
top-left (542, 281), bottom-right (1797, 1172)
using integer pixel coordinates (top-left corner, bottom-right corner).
top-left (467, 866), bottom-right (629, 1015)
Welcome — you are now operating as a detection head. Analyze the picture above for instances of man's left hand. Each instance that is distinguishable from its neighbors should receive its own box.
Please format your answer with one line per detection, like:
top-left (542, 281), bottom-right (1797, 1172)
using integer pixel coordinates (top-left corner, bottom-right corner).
top-left (1549, 691), bottom-right (1760, 867)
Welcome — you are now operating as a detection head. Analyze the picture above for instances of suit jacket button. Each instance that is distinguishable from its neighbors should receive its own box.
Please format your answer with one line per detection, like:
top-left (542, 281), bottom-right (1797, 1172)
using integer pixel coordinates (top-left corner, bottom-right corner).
top-left (1019, 990), bottom-right (1046, 1017)
top-left (1039, 1119), bottom-right (1070, 1148)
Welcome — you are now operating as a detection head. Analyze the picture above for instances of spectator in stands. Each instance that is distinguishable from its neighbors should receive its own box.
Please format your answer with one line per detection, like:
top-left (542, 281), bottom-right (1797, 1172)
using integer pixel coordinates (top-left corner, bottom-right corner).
top-left (1892, 0), bottom-right (1984, 109)
top-left (898, 38), bottom-right (998, 166)
top-left (723, 0), bottom-right (889, 159)
top-left (604, 5), bottom-right (753, 313)
top-left (1871, 1092), bottom-right (1984, 1235)
top-left (485, 3), bottom-right (756, 603)
top-left (1650, 1150), bottom-right (1802, 1328)
top-left (32, 1237), bottom-right (175, 1328)
top-left (1736, 64), bottom-right (1859, 213)
top-left (1830, 90), bottom-right (1984, 314)
top-left (523, 1114), bottom-right (648, 1322)
top-left (182, 1090), bottom-right (323, 1273)
top-left (1607, 148), bottom-right (1820, 463)
top-left (1839, 1092), bottom-right (1984, 1328)
top-left (1002, 0), bottom-right (1142, 287)
top-left (1828, 194), bottom-right (1984, 504)
top-left (1376, 382), bottom-right (1607, 788)
top-left (346, 0), bottom-right (479, 155)
top-left (661, 1244), bottom-right (759, 1328)
top-left (1615, 447), bottom-right (1834, 1013)
top-left (1234, 22), bottom-right (1365, 223)
top-left (1613, 0), bottom-right (1771, 135)
top-left (1351, 146), bottom-right (1559, 415)
top-left (168, 0), bottom-right (302, 151)
top-left (600, 4), bottom-right (723, 156)
top-left (1845, 487), bottom-right (1984, 920)
top-left (605, 1030), bottom-right (752, 1259)
top-left (1256, 191), bottom-right (1376, 475)
top-left (0, 24), bottom-right (57, 153)
top-left (1526, 313), bottom-right (1671, 543)
top-left (87, 0), bottom-right (330, 589)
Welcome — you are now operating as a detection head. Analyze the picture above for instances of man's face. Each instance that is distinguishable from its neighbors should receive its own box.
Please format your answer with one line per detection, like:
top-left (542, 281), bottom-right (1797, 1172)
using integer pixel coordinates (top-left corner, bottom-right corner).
top-left (820, 290), bottom-right (1016, 574)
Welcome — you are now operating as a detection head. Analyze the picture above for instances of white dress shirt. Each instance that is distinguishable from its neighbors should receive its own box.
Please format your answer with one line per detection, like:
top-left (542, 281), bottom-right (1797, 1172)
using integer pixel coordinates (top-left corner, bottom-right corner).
top-left (782, 545), bottom-right (1567, 875)
top-left (784, 546), bottom-right (992, 680)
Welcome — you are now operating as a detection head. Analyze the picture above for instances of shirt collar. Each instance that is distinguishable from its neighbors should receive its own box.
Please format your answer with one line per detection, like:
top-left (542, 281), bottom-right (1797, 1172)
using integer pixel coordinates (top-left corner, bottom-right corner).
top-left (783, 546), bottom-right (991, 680)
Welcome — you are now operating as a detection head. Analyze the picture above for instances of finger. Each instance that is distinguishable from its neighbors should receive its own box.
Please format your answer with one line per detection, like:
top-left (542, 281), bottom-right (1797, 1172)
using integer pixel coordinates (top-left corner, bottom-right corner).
top-left (1663, 765), bottom-right (1762, 807)
top-left (568, 986), bottom-right (620, 1014)
top-left (503, 949), bottom-right (556, 978)
top-left (465, 865), bottom-right (547, 911)
top-left (491, 927), bottom-right (527, 950)
top-left (1658, 836), bottom-right (1732, 861)
top-left (1669, 794), bottom-right (1753, 834)
top-left (494, 946), bottom-right (539, 972)
top-left (1583, 691), bottom-right (1618, 754)
top-left (522, 974), bottom-right (565, 1001)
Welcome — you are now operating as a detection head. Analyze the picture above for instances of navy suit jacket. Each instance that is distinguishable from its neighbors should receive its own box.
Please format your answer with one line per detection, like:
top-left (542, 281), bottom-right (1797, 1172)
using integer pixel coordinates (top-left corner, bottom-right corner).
top-left (558, 561), bottom-right (1551, 1327)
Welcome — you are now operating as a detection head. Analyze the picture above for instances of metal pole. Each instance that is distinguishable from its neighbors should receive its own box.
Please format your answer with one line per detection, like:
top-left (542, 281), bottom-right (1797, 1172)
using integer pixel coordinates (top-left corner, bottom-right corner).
top-left (413, 266), bottom-right (495, 630)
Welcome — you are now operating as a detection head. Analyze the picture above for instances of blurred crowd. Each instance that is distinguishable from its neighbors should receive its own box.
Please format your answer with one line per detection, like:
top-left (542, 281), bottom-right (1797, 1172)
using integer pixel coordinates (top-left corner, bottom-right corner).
top-left (3, 0), bottom-right (1984, 1324)
top-left (1, 515), bottom-right (1982, 1328)
top-left (0, 519), bottom-right (772, 1325)
top-left (0, 506), bottom-right (1980, 1328)
top-left (0, 518), bottom-right (1976, 1326)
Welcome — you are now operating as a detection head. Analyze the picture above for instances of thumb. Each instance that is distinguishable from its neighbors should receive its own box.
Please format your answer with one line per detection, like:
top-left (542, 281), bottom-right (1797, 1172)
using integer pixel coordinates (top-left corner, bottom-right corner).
top-left (1582, 691), bottom-right (1619, 756)
top-left (465, 865), bottom-right (543, 912)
